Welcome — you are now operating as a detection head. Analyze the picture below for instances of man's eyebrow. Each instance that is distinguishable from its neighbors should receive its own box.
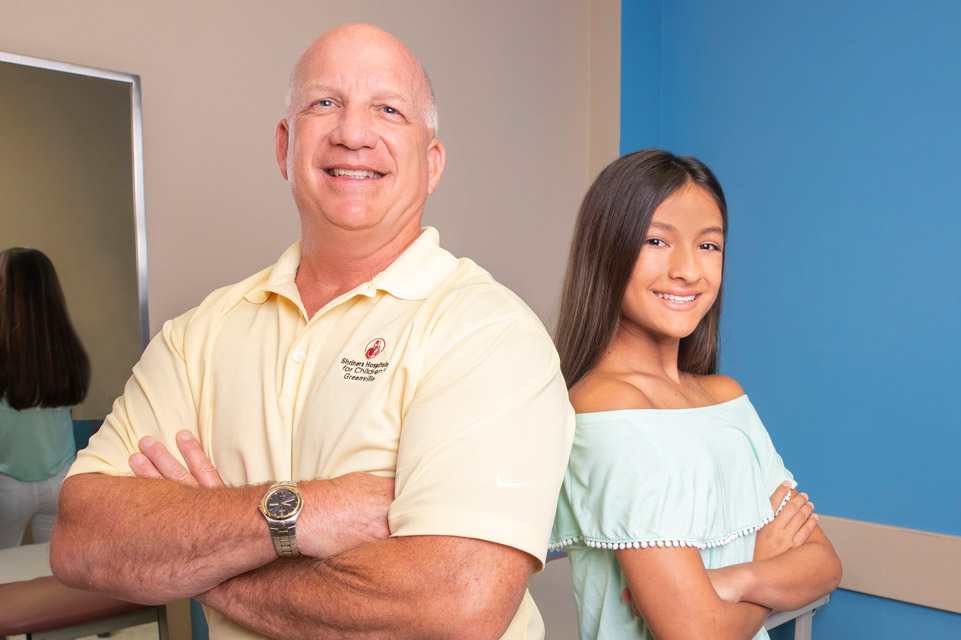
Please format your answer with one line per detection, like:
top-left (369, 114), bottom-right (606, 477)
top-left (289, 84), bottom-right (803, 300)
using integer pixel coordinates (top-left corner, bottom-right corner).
top-left (301, 82), bottom-right (335, 94)
top-left (302, 83), bottom-right (412, 103)
top-left (371, 90), bottom-right (411, 103)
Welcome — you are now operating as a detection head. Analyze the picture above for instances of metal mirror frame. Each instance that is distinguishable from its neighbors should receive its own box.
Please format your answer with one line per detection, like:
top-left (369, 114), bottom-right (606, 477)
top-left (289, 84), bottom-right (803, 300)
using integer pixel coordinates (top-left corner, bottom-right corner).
top-left (0, 50), bottom-right (148, 348)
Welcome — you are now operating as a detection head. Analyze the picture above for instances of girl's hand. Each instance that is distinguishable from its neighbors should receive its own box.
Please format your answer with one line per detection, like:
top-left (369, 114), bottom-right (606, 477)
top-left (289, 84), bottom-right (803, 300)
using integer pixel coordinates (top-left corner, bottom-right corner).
top-left (766, 481), bottom-right (793, 513)
top-left (621, 566), bottom-right (747, 611)
top-left (754, 482), bottom-right (818, 561)
top-left (706, 566), bottom-right (746, 602)
top-left (620, 587), bottom-right (642, 618)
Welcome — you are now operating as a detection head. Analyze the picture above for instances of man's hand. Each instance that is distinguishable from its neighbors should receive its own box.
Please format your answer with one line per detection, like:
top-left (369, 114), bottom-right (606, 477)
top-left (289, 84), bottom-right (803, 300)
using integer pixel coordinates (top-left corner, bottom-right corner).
top-left (130, 431), bottom-right (395, 559)
top-left (754, 482), bottom-right (818, 561)
top-left (308, 471), bottom-right (394, 557)
top-left (130, 430), bottom-right (225, 487)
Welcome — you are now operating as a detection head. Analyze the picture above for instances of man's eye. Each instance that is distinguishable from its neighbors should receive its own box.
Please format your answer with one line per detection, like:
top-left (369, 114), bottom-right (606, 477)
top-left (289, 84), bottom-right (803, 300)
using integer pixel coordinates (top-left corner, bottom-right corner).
top-left (382, 105), bottom-right (398, 115)
top-left (314, 99), bottom-right (334, 107)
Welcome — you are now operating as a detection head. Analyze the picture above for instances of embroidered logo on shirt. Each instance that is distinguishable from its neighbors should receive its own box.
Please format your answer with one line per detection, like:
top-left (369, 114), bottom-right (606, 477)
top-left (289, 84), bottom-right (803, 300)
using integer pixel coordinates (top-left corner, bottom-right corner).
top-left (365, 338), bottom-right (385, 360)
top-left (340, 338), bottom-right (390, 383)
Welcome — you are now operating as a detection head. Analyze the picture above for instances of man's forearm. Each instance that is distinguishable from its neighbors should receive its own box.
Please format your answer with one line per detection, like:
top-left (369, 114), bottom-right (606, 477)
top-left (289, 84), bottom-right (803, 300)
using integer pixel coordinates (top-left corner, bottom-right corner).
top-left (55, 432), bottom-right (396, 606)
top-left (51, 474), bottom-right (276, 603)
top-left (201, 535), bottom-right (533, 640)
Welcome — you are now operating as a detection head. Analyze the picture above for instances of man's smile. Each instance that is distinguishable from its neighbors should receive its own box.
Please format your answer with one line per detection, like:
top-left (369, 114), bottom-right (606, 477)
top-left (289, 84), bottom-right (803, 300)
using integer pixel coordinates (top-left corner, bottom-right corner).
top-left (325, 167), bottom-right (385, 179)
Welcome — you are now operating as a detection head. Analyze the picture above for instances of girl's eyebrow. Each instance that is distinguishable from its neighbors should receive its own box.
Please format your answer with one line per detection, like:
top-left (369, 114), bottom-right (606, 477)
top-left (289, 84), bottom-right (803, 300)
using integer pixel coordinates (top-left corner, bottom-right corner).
top-left (650, 221), bottom-right (724, 235)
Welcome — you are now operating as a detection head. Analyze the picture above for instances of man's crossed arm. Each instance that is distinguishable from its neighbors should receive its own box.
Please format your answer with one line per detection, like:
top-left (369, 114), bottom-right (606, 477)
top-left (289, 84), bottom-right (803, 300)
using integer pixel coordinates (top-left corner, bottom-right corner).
top-left (51, 431), bottom-right (534, 639)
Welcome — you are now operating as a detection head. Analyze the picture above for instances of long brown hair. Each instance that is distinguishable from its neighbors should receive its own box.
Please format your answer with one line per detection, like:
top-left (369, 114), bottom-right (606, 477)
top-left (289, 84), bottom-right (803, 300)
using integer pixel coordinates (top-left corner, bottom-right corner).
top-left (555, 149), bottom-right (728, 388)
top-left (0, 247), bottom-right (90, 409)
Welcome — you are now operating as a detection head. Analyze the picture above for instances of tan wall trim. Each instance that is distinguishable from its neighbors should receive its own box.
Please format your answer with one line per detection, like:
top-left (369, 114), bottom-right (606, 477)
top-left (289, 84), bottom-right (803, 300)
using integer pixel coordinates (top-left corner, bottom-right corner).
top-left (589, 0), bottom-right (621, 181)
top-left (819, 514), bottom-right (961, 614)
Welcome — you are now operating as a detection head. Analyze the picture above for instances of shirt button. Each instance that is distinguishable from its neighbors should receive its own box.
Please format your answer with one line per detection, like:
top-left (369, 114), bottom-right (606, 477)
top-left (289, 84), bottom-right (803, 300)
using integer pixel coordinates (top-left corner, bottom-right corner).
top-left (292, 349), bottom-right (306, 363)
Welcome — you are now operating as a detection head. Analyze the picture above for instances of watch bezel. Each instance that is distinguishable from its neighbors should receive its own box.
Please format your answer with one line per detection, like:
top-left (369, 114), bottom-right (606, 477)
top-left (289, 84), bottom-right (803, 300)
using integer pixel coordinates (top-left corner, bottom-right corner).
top-left (259, 483), bottom-right (303, 522)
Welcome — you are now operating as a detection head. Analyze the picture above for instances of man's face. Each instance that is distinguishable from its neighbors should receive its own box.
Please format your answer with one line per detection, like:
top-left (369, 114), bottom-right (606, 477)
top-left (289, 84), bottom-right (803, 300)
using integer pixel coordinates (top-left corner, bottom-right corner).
top-left (276, 27), bottom-right (445, 243)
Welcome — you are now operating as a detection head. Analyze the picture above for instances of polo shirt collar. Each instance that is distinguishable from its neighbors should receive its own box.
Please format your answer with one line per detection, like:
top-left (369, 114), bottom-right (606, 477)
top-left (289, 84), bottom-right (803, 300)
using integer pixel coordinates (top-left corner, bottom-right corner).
top-left (369, 227), bottom-right (459, 301)
top-left (258, 241), bottom-right (303, 306)
top-left (247, 227), bottom-right (458, 307)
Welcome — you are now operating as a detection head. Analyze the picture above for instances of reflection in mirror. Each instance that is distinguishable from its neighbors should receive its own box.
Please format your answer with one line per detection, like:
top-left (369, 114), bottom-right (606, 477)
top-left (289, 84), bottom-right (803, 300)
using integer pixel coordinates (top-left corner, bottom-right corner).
top-left (0, 51), bottom-right (147, 419)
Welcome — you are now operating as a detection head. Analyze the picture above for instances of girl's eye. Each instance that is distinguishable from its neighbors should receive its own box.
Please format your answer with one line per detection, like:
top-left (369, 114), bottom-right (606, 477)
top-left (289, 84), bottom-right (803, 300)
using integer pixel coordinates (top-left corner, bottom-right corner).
top-left (645, 238), bottom-right (666, 247)
top-left (700, 242), bottom-right (722, 251)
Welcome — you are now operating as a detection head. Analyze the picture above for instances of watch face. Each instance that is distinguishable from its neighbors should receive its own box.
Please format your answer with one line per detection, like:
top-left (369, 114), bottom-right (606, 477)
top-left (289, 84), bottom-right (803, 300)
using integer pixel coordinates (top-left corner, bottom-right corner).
top-left (264, 488), bottom-right (301, 519)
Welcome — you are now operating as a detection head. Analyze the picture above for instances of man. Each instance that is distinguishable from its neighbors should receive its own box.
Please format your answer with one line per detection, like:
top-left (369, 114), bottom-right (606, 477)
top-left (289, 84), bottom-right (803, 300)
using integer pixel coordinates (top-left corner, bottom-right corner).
top-left (50, 23), bottom-right (574, 640)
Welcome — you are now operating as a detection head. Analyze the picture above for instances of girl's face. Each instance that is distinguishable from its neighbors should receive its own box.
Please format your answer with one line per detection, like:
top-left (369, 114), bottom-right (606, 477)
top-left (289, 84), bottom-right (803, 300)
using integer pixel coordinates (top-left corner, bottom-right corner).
top-left (620, 184), bottom-right (725, 343)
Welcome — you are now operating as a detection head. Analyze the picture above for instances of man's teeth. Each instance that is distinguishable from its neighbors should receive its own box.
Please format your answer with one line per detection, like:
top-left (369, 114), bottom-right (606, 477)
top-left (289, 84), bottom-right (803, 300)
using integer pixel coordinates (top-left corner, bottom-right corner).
top-left (657, 293), bottom-right (696, 302)
top-left (328, 168), bottom-right (383, 179)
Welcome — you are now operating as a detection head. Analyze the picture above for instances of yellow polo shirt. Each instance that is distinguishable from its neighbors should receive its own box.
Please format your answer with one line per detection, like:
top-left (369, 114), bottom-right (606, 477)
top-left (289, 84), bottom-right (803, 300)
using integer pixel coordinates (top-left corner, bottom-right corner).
top-left (71, 227), bottom-right (574, 639)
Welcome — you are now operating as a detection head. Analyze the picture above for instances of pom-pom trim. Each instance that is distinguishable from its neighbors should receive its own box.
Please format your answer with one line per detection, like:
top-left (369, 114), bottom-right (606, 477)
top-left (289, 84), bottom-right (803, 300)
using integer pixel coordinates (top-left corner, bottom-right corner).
top-left (549, 482), bottom-right (797, 553)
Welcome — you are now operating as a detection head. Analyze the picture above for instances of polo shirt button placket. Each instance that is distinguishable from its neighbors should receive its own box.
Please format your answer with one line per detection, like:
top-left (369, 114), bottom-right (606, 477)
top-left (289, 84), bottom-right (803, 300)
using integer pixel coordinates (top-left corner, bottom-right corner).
top-left (280, 347), bottom-right (307, 429)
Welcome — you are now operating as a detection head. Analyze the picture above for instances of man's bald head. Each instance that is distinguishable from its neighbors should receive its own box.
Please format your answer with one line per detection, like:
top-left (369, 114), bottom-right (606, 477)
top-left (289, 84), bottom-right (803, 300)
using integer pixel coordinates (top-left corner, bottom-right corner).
top-left (274, 21), bottom-right (447, 253)
top-left (286, 23), bottom-right (439, 134)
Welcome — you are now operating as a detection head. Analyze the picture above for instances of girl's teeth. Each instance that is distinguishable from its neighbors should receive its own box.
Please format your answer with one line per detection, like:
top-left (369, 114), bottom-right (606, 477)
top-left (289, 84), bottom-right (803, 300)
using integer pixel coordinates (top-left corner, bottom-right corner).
top-left (657, 293), bottom-right (695, 302)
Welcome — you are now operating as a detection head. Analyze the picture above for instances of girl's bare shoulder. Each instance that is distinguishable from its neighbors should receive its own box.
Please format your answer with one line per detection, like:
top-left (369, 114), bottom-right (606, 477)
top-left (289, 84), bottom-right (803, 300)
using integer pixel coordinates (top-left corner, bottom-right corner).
top-left (569, 372), bottom-right (653, 413)
top-left (695, 374), bottom-right (746, 403)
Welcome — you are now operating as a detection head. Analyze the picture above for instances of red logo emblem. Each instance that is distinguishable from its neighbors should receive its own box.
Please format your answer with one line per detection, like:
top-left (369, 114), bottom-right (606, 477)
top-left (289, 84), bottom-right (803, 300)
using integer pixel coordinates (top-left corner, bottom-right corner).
top-left (365, 338), bottom-right (385, 360)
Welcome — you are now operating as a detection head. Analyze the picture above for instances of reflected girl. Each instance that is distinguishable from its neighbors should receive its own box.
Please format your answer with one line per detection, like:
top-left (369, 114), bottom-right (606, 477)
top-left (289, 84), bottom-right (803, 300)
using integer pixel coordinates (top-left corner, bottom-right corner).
top-left (0, 247), bottom-right (90, 548)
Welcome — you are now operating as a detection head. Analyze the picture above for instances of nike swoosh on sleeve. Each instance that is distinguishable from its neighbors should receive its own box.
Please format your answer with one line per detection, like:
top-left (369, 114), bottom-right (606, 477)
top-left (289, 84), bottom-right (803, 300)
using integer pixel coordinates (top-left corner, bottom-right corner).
top-left (495, 475), bottom-right (531, 488)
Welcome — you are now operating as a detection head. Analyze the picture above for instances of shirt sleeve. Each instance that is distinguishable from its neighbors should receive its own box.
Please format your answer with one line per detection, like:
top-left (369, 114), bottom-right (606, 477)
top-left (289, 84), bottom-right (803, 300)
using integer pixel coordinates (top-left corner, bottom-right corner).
top-left (68, 312), bottom-right (201, 478)
top-left (551, 402), bottom-right (789, 553)
top-left (744, 401), bottom-right (794, 492)
top-left (388, 315), bottom-right (575, 569)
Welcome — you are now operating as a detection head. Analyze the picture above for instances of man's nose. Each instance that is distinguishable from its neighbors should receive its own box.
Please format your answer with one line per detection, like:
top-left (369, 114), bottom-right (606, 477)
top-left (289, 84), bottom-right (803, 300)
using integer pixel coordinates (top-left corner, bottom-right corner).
top-left (329, 104), bottom-right (378, 149)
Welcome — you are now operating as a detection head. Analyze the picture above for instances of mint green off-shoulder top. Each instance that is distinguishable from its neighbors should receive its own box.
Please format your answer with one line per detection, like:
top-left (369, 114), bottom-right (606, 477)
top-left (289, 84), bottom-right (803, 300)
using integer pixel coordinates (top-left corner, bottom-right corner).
top-left (550, 395), bottom-right (793, 640)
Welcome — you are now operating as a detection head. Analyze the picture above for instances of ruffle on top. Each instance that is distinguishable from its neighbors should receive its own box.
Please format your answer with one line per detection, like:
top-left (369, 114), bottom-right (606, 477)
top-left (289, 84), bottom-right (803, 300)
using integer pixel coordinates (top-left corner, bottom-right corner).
top-left (550, 395), bottom-right (793, 553)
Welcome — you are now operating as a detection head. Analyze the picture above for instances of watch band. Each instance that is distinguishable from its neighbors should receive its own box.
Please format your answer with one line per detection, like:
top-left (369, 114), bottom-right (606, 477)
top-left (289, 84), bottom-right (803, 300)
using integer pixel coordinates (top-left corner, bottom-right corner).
top-left (270, 520), bottom-right (299, 556)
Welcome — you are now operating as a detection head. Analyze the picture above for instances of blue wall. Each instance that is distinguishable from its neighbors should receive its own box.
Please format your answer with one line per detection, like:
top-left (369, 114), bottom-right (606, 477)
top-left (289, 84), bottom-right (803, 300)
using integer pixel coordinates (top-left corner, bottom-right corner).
top-left (621, 0), bottom-right (961, 634)
top-left (190, 600), bottom-right (209, 640)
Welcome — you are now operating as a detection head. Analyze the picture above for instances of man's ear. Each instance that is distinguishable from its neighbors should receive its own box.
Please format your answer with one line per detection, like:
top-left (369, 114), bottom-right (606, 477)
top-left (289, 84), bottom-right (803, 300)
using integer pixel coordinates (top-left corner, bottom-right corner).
top-left (275, 119), bottom-right (291, 180)
top-left (426, 139), bottom-right (446, 195)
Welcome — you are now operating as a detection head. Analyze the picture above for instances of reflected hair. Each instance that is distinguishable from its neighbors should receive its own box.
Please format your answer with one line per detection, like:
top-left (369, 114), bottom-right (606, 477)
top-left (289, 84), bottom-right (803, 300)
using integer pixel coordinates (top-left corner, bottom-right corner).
top-left (555, 149), bottom-right (728, 388)
top-left (0, 247), bottom-right (90, 410)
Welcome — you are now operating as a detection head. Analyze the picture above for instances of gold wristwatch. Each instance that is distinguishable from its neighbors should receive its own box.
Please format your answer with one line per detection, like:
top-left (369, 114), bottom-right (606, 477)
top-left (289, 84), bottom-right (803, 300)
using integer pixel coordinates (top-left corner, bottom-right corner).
top-left (259, 481), bottom-right (303, 556)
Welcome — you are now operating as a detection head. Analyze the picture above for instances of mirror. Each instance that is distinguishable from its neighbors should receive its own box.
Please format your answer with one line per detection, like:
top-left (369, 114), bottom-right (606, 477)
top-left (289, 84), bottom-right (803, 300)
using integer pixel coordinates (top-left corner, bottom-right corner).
top-left (0, 51), bottom-right (147, 419)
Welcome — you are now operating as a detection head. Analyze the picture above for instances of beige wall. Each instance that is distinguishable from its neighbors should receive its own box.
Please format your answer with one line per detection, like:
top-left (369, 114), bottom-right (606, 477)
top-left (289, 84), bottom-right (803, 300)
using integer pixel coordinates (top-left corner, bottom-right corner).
top-left (1, 0), bottom-right (617, 333)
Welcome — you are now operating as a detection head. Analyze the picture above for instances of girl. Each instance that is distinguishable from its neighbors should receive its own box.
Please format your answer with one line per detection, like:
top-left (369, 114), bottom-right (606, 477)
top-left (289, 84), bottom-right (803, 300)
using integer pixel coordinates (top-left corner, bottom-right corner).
top-left (550, 150), bottom-right (841, 639)
top-left (0, 247), bottom-right (90, 547)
